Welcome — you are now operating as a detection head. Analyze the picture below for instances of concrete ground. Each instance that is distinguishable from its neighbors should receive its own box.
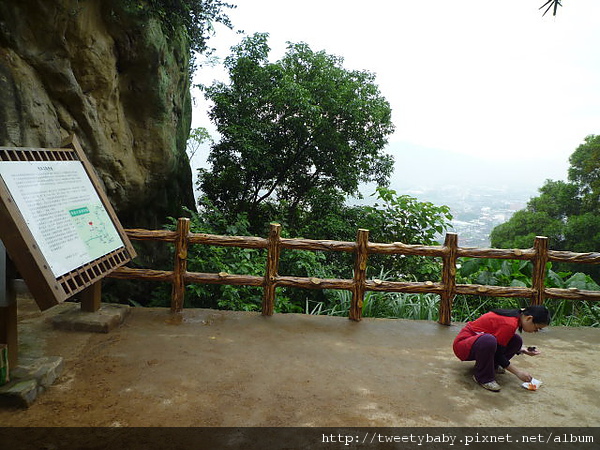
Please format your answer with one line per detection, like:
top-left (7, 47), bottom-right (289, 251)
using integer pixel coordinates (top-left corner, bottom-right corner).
top-left (1, 295), bottom-right (599, 428)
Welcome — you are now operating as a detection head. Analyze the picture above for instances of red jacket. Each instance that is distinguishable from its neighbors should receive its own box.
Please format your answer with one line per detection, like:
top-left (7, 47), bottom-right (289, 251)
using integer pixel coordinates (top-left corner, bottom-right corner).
top-left (453, 312), bottom-right (519, 361)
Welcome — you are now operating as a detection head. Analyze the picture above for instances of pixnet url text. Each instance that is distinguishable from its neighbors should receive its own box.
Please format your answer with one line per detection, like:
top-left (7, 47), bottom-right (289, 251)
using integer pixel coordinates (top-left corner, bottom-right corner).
top-left (322, 432), bottom-right (594, 446)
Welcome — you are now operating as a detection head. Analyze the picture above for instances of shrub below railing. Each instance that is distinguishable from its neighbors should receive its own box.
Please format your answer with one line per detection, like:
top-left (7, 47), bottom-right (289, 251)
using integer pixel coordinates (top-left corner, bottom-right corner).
top-left (108, 218), bottom-right (600, 325)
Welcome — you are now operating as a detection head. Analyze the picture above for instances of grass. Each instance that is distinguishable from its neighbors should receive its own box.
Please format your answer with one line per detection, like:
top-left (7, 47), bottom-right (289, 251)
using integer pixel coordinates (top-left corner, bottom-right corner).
top-left (308, 289), bottom-right (441, 320)
top-left (307, 272), bottom-right (600, 327)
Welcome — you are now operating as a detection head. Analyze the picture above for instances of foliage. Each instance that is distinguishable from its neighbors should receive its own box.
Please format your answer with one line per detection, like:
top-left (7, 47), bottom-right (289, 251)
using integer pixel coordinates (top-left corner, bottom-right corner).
top-left (309, 270), bottom-right (440, 320)
top-left (568, 134), bottom-right (600, 210)
top-left (544, 298), bottom-right (600, 327)
top-left (164, 204), bottom-right (265, 311)
top-left (450, 296), bottom-right (523, 323)
top-left (490, 135), bottom-right (600, 281)
top-left (354, 187), bottom-right (453, 280)
top-left (161, 203), bottom-right (332, 312)
top-left (450, 295), bottom-right (600, 328)
top-left (457, 257), bottom-right (600, 290)
top-left (305, 257), bottom-right (600, 327)
top-left (362, 187), bottom-right (453, 245)
top-left (313, 289), bottom-right (440, 321)
top-left (282, 187), bottom-right (453, 282)
top-left (154, 184), bottom-right (453, 313)
top-left (312, 288), bottom-right (600, 327)
top-left (454, 258), bottom-right (600, 327)
top-left (528, 180), bottom-right (582, 219)
top-left (186, 126), bottom-right (213, 161)
top-left (490, 210), bottom-right (562, 250)
top-left (121, 0), bottom-right (235, 72)
top-left (199, 33), bottom-right (395, 234)
top-left (490, 180), bottom-right (578, 250)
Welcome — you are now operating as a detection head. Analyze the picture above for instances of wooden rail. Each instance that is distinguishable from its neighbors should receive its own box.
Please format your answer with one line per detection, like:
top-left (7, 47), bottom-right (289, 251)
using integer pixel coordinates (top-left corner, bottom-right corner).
top-left (107, 218), bottom-right (600, 325)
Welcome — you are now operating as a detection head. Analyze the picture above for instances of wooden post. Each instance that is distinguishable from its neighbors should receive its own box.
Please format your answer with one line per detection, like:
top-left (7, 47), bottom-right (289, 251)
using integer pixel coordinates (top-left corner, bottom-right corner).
top-left (80, 281), bottom-right (102, 312)
top-left (350, 229), bottom-right (369, 321)
top-left (0, 242), bottom-right (18, 368)
top-left (532, 236), bottom-right (549, 306)
top-left (439, 233), bottom-right (458, 325)
top-left (263, 223), bottom-right (281, 316)
top-left (171, 218), bottom-right (190, 312)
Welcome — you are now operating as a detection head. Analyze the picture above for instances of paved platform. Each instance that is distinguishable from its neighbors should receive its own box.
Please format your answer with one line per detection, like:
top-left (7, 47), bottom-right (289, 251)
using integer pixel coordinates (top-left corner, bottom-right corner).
top-left (0, 295), bottom-right (599, 428)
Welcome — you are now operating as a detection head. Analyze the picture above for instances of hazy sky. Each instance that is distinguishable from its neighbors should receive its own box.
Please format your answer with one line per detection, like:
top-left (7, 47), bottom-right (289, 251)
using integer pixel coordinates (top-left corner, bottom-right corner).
top-left (191, 0), bottom-right (600, 189)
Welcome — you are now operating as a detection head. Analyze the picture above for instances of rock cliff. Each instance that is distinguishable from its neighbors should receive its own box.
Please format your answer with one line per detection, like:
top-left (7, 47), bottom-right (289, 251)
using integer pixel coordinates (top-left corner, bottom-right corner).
top-left (0, 0), bottom-right (196, 229)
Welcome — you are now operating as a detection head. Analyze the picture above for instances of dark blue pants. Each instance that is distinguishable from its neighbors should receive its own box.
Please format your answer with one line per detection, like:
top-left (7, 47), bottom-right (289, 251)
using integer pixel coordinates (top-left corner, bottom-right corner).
top-left (469, 333), bottom-right (522, 383)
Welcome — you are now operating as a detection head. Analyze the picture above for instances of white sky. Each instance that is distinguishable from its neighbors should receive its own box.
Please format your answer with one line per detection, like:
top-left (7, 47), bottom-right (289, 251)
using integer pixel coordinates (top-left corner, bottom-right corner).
top-left (191, 0), bottom-right (600, 188)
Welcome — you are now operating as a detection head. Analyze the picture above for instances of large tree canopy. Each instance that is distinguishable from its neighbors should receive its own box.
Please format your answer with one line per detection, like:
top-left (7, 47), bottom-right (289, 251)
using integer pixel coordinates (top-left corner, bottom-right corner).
top-left (199, 33), bottom-right (395, 232)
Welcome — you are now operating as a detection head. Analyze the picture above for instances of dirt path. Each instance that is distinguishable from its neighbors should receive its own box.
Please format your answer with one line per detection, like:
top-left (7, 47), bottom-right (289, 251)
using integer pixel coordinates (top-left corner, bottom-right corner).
top-left (2, 297), bottom-right (600, 430)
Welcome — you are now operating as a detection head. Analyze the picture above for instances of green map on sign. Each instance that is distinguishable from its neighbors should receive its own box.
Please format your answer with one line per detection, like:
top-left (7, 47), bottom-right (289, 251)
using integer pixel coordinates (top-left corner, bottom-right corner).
top-left (69, 204), bottom-right (122, 258)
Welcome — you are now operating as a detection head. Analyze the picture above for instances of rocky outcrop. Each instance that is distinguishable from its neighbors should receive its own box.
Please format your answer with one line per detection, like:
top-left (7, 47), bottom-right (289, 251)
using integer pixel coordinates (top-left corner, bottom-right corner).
top-left (0, 0), bottom-right (195, 229)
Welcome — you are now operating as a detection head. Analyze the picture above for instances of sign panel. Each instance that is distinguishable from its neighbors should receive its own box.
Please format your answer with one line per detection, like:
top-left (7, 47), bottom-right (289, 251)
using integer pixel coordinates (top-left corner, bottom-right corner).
top-left (0, 136), bottom-right (136, 310)
top-left (0, 161), bottom-right (124, 277)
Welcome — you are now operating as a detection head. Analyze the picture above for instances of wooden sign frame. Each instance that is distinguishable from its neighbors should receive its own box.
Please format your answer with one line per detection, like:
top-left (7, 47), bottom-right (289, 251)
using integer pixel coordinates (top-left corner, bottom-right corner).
top-left (0, 135), bottom-right (136, 311)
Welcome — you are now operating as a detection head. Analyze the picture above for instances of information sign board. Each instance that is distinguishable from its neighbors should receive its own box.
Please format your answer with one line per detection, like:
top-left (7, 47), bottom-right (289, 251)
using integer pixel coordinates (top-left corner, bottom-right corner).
top-left (1, 161), bottom-right (125, 277)
top-left (0, 135), bottom-right (136, 310)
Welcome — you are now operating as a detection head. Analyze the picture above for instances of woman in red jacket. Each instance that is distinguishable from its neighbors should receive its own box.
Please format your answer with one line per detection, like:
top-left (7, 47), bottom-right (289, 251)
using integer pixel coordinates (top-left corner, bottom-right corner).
top-left (453, 305), bottom-right (551, 392)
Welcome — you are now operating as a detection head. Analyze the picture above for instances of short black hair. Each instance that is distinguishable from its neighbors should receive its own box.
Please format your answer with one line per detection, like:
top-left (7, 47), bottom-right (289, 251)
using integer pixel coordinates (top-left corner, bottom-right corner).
top-left (491, 305), bottom-right (552, 325)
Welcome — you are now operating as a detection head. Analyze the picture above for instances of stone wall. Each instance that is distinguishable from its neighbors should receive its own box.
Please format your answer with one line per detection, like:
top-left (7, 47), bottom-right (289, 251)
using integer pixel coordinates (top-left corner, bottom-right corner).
top-left (0, 0), bottom-right (196, 229)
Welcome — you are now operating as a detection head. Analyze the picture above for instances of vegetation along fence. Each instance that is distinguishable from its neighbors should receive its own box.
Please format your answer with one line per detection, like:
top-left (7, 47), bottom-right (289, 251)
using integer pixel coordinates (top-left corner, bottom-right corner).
top-left (107, 218), bottom-right (600, 325)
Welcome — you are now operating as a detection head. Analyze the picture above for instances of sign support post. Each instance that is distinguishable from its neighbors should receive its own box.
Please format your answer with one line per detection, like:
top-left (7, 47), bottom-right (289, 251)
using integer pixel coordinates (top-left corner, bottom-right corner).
top-left (79, 281), bottom-right (102, 313)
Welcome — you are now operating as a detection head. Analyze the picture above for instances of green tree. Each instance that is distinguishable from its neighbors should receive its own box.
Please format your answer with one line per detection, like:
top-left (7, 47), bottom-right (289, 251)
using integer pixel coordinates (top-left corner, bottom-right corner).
top-left (527, 180), bottom-right (582, 219)
top-left (293, 187), bottom-right (453, 281)
top-left (491, 135), bottom-right (600, 281)
top-left (490, 209), bottom-right (563, 249)
top-left (357, 187), bottom-right (453, 280)
top-left (490, 180), bottom-right (579, 250)
top-left (361, 187), bottom-right (453, 246)
top-left (199, 33), bottom-right (395, 234)
top-left (564, 212), bottom-right (600, 253)
top-left (568, 134), bottom-right (600, 210)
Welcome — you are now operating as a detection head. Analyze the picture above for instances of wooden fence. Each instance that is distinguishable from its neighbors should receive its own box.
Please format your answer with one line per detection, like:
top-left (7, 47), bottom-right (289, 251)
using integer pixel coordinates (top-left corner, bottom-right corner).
top-left (107, 218), bottom-right (600, 325)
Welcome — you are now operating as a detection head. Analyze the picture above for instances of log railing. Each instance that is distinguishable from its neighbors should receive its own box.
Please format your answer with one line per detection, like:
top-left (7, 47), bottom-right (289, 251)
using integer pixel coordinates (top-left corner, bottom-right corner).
top-left (107, 218), bottom-right (600, 325)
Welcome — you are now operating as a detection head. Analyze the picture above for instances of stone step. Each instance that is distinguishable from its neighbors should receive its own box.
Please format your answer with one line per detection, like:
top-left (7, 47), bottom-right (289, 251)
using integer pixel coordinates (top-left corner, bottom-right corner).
top-left (0, 356), bottom-right (64, 408)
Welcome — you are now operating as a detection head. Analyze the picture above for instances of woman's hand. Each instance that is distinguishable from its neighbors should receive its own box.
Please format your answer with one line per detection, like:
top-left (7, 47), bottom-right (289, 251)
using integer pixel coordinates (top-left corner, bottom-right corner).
top-left (521, 346), bottom-right (541, 356)
top-left (514, 369), bottom-right (533, 383)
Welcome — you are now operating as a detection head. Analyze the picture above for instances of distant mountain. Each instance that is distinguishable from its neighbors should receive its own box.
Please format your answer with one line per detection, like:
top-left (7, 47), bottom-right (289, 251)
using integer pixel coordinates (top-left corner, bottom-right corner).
top-left (351, 141), bottom-right (568, 246)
